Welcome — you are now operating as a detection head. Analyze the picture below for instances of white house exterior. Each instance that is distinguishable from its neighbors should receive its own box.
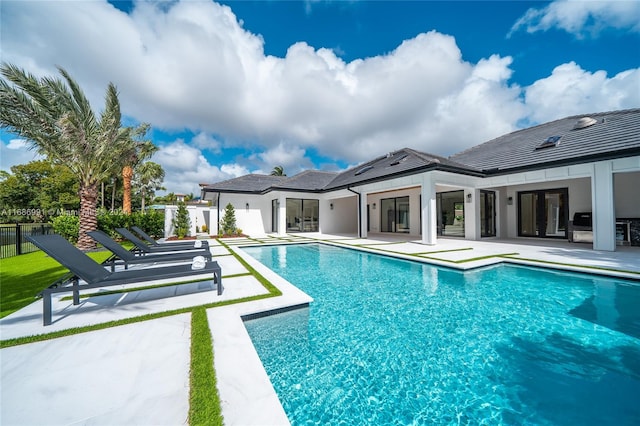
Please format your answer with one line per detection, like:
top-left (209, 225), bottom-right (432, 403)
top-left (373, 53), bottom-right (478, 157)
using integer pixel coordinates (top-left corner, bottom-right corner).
top-left (192, 109), bottom-right (640, 252)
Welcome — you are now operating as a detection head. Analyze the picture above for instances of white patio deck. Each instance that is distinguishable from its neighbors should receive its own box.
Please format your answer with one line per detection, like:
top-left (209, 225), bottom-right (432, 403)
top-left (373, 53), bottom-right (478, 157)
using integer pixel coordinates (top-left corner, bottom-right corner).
top-left (1, 235), bottom-right (638, 425)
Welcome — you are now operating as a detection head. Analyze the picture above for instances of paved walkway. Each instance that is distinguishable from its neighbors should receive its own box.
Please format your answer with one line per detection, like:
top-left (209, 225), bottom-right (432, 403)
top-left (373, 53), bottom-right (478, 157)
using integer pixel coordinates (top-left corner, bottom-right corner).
top-left (1, 235), bottom-right (638, 425)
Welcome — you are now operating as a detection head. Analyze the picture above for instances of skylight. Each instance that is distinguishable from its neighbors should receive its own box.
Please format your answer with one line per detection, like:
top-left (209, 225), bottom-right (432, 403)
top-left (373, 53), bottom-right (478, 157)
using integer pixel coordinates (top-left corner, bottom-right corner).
top-left (390, 154), bottom-right (408, 166)
top-left (354, 165), bottom-right (374, 176)
top-left (535, 135), bottom-right (561, 150)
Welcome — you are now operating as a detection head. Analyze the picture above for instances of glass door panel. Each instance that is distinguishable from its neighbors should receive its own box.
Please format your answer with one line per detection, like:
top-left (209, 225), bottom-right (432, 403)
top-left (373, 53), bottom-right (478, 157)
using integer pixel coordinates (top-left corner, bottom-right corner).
top-left (518, 189), bottom-right (568, 238)
top-left (480, 190), bottom-right (496, 237)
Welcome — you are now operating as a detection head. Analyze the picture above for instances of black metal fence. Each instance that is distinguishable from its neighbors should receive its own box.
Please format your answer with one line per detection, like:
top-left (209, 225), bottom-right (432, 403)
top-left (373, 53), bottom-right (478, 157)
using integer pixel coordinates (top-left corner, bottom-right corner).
top-left (0, 223), bottom-right (53, 259)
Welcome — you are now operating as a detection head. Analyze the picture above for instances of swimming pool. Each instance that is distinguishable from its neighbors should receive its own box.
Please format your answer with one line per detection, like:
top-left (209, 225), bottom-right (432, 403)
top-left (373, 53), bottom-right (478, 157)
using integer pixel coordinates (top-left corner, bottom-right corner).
top-left (242, 243), bottom-right (640, 425)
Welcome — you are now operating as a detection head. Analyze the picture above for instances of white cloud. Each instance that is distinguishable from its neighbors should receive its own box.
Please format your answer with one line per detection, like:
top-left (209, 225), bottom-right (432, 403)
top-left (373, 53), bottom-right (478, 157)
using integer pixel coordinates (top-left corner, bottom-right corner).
top-left (524, 63), bottom-right (640, 123)
top-left (0, 139), bottom-right (44, 172)
top-left (1, 0), bottom-right (638, 191)
top-left (510, 0), bottom-right (640, 38)
top-left (153, 139), bottom-right (244, 195)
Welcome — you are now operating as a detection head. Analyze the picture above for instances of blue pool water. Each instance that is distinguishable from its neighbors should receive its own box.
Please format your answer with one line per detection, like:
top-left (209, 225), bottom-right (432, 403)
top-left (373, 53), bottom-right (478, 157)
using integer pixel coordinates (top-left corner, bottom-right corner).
top-left (242, 244), bottom-right (640, 425)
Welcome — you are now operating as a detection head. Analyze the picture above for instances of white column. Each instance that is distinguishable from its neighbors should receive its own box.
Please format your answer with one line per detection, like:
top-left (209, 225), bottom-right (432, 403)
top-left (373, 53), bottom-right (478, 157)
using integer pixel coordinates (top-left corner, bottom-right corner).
top-left (592, 162), bottom-right (616, 251)
top-left (421, 174), bottom-right (437, 245)
top-left (464, 189), bottom-right (479, 240)
top-left (360, 192), bottom-right (367, 239)
top-left (278, 194), bottom-right (287, 236)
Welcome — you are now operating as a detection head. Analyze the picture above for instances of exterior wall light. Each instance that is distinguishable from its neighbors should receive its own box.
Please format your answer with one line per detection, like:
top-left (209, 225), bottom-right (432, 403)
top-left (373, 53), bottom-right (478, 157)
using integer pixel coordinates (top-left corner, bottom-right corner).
top-left (466, 193), bottom-right (472, 203)
top-left (245, 202), bottom-right (249, 211)
top-left (372, 203), bottom-right (376, 209)
top-left (330, 203), bottom-right (334, 210)
top-left (507, 196), bottom-right (513, 205)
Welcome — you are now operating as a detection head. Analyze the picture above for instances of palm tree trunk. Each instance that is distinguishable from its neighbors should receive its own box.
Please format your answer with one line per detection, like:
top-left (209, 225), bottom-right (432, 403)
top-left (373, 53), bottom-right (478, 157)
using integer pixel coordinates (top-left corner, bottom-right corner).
top-left (77, 182), bottom-right (99, 250)
top-left (123, 165), bottom-right (133, 214)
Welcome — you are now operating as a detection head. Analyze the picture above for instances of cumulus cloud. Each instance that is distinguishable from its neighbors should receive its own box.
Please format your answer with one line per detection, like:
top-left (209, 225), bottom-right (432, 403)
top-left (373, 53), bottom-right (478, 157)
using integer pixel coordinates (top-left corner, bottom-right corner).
top-left (509, 0), bottom-right (640, 38)
top-left (1, 0), bottom-right (638, 191)
top-left (152, 139), bottom-right (244, 194)
top-left (0, 139), bottom-right (44, 172)
top-left (524, 63), bottom-right (640, 123)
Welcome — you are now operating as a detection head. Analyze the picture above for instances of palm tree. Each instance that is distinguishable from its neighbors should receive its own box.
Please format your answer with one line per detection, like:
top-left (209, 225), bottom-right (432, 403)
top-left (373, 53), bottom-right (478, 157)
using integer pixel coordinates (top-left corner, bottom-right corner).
top-left (134, 161), bottom-right (165, 212)
top-left (270, 165), bottom-right (286, 176)
top-left (0, 63), bottom-right (132, 250)
top-left (120, 123), bottom-right (157, 214)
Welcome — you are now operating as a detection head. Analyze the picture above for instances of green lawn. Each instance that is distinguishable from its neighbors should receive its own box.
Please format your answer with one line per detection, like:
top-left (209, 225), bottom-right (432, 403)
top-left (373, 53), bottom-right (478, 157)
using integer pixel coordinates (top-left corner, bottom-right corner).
top-left (0, 249), bottom-right (113, 318)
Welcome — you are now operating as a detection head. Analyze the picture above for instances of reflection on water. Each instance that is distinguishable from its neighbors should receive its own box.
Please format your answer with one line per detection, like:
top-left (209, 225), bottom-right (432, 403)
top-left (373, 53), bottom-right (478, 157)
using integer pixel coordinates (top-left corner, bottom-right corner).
top-left (570, 279), bottom-right (640, 339)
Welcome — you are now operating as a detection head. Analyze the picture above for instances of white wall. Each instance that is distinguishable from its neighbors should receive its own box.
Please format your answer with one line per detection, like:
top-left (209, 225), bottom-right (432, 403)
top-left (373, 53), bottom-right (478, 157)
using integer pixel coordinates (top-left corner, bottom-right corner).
top-left (216, 194), bottom-right (272, 236)
top-left (164, 205), bottom-right (215, 237)
top-left (321, 196), bottom-right (358, 234)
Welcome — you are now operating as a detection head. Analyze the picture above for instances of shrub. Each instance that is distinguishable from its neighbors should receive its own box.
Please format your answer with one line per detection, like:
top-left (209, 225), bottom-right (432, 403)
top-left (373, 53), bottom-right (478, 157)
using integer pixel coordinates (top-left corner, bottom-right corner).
top-left (51, 215), bottom-right (79, 243)
top-left (133, 210), bottom-right (164, 238)
top-left (220, 203), bottom-right (237, 235)
top-left (201, 224), bottom-right (208, 233)
top-left (97, 209), bottom-right (131, 239)
top-left (172, 202), bottom-right (191, 238)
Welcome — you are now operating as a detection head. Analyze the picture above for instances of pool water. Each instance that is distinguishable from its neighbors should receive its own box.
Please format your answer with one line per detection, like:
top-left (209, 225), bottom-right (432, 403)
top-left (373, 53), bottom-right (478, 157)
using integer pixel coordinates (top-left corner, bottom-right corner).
top-left (243, 244), bottom-right (640, 425)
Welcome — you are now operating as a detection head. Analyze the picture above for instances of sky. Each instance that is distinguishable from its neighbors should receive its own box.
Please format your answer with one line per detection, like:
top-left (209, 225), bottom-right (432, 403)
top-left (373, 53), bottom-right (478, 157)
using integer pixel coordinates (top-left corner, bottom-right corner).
top-left (1, 0), bottom-right (639, 196)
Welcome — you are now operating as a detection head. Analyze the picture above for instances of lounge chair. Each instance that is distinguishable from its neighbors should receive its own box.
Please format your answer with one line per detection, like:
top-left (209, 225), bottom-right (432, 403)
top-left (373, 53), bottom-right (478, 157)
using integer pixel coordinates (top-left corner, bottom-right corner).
top-left (131, 226), bottom-right (208, 248)
top-left (27, 234), bottom-right (222, 326)
top-left (115, 227), bottom-right (208, 254)
top-left (88, 230), bottom-right (212, 272)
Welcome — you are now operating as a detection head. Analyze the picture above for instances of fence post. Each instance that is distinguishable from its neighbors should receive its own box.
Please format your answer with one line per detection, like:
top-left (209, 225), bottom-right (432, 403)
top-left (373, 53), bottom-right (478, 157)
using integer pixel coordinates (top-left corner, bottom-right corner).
top-left (15, 223), bottom-right (22, 256)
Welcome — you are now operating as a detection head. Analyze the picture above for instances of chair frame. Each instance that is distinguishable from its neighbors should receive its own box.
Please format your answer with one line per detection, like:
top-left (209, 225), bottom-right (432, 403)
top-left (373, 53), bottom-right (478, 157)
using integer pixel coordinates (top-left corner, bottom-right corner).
top-left (27, 234), bottom-right (222, 326)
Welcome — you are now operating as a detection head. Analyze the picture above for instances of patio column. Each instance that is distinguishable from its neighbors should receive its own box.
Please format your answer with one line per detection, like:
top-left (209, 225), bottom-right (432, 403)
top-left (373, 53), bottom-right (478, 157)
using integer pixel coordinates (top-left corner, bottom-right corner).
top-left (278, 194), bottom-right (287, 236)
top-left (359, 191), bottom-right (368, 239)
top-left (592, 161), bottom-right (616, 251)
top-left (421, 174), bottom-right (437, 245)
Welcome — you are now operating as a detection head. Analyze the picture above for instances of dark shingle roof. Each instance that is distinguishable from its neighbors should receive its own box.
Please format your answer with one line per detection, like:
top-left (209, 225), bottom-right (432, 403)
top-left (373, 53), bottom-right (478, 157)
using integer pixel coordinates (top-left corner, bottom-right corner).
top-left (323, 148), bottom-right (481, 190)
top-left (273, 170), bottom-right (339, 191)
top-left (201, 174), bottom-right (287, 193)
top-left (449, 109), bottom-right (640, 173)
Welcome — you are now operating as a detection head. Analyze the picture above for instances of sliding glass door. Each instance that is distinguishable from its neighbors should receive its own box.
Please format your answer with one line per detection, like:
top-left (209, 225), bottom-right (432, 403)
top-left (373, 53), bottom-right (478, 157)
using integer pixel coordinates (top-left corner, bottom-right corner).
top-left (518, 189), bottom-right (568, 238)
top-left (380, 196), bottom-right (410, 233)
top-left (286, 199), bottom-right (319, 232)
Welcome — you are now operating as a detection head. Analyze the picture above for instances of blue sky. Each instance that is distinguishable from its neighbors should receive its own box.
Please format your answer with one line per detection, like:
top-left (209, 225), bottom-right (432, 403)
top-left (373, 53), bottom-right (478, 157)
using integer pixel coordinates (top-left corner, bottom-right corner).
top-left (1, 0), bottom-right (639, 195)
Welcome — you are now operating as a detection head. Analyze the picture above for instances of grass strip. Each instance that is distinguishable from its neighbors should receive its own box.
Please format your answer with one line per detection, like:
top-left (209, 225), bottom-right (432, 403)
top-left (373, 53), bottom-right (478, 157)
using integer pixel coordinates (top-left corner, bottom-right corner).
top-left (60, 271), bottom-right (252, 301)
top-left (357, 241), bottom-right (407, 246)
top-left (501, 255), bottom-right (640, 276)
top-left (411, 248), bottom-right (474, 255)
top-left (189, 308), bottom-right (223, 426)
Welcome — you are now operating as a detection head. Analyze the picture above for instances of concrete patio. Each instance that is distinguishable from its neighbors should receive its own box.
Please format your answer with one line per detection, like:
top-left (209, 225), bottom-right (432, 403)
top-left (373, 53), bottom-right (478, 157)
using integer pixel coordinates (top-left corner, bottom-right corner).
top-left (1, 235), bottom-right (638, 425)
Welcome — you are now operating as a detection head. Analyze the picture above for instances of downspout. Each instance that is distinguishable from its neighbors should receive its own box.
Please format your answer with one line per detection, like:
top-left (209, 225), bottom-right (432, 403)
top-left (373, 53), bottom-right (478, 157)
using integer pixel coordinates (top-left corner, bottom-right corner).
top-left (216, 192), bottom-right (221, 235)
top-left (347, 187), bottom-right (362, 238)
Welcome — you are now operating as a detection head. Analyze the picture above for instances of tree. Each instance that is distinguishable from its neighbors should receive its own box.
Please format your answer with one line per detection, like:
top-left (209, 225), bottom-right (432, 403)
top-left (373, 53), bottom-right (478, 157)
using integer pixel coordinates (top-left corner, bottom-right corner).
top-left (0, 63), bottom-right (132, 249)
top-left (270, 165), bottom-right (286, 176)
top-left (134, 161), bottom-right (165, 212)
top-left (0, 160), bottom-right (78, 223)
top-left (220, 202), bottom-right (237, 235)
top-left (172, 201), bottom-right (190, 238)
top-left (120, 123), bottom-right (157, 215)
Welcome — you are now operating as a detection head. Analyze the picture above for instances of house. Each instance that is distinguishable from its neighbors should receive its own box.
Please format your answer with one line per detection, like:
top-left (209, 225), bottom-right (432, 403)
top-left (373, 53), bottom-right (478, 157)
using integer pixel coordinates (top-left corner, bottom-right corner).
top-left (195, 108), bottom-right (640, 251)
